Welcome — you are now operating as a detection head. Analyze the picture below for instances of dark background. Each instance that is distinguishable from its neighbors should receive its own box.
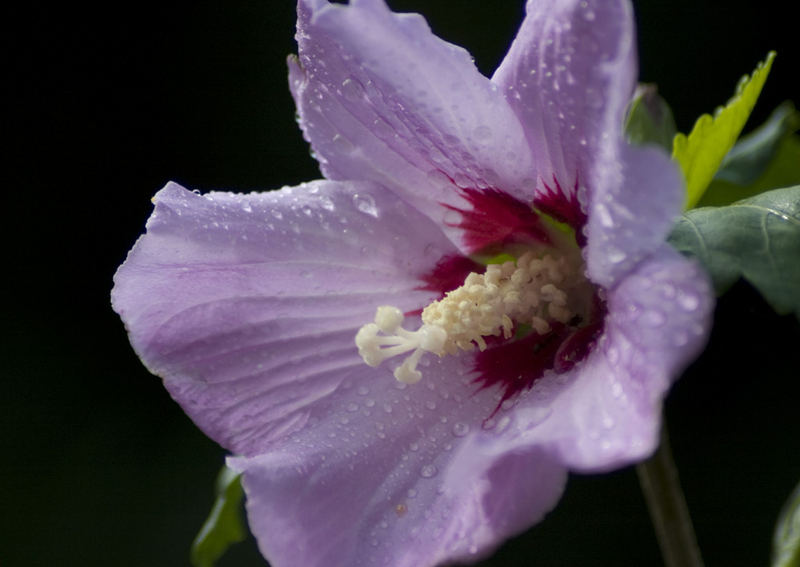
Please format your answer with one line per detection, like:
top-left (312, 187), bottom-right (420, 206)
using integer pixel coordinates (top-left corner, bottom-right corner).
top-left (5, 1), bottom-right (799, 566)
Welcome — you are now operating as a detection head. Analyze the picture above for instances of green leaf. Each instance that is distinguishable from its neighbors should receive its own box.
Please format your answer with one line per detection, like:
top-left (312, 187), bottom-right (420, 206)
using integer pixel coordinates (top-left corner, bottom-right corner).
top-left (773, 480), bottom-right (800, 567)
top-left (672, 51), bottom-right (776, 209)
top-left (668, 185), bottom-right (800, 318)
top-left (190, 466), bottom-right (247, 567)
top-left (713, 102), bottom-right (799, 187)
top-left (700, 129), bottom-right (800, 207)
top-left (625, 84), bottom-right (678, 153)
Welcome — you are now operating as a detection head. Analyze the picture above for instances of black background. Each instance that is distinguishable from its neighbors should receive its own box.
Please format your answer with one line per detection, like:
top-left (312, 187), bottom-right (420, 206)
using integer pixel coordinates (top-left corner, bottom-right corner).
top-left (5, 1), bottom-right (799, 566)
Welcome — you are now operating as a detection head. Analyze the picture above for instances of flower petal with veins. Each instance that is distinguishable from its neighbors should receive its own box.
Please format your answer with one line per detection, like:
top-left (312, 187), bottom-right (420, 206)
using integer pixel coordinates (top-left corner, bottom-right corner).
top-left (113, 1), bottom-right (714, 566)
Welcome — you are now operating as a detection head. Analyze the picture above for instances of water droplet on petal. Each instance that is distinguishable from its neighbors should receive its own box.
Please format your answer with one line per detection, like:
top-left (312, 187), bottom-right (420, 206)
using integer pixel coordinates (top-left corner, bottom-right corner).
top-left (353, 193), bottom-right (379, 217)
top-left (453, 173), bottom-right (472, 188)
top-left (495, 415), bottom-right (511, 433)
top-left (371, 117), bottom-right (394, 140)
top-left (595, 203), bottom-right (614, 228)
top-left (452, 422), bottom-right (470, 437)
top-left (526, 406), bottom-right (552, 426)
top-left (642, 309), bottom-right (666, 327)
top-left (319, 195), bottom-right (335, 211)
top-left (678, 293), bottom-right (699, 312)
top-left (340, 77), bottom-right (365, 101)
top-left (331, 133), bottom-right (354, 153)
top-left (607, 247), bottom-right (627, 264)
top-left (420, 464), bottom-right (438, 478)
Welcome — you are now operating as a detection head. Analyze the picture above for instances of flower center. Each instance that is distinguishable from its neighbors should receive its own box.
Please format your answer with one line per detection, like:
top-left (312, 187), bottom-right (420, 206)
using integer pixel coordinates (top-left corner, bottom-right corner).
top-left (355, 250), bottom-right (594, 384)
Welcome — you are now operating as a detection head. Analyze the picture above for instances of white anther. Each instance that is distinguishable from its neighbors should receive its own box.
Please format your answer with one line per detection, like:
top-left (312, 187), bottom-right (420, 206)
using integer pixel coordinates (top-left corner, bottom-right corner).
top-left (394, 349), bottom-right (424, 384)
top-left (375, 305), bottom-right (404, 333)
top-left (355, 250), bottom-right (584, 384)
top-left (531, 316), bottom-right (551, 334)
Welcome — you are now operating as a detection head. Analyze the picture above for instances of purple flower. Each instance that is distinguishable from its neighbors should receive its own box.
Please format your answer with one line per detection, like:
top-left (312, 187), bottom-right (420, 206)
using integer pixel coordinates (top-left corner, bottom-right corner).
top-left (112, 0), bottom-right (713, 566)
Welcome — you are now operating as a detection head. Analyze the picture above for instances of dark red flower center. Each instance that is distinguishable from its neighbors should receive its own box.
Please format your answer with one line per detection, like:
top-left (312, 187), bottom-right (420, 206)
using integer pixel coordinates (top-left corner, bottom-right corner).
top-left (419, 182), bottom-right (604, 406)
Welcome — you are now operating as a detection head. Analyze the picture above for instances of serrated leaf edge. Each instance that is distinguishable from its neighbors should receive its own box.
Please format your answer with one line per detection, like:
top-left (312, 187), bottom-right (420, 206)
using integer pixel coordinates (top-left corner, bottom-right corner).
top-left (673, 51), bottom-right (776, 209)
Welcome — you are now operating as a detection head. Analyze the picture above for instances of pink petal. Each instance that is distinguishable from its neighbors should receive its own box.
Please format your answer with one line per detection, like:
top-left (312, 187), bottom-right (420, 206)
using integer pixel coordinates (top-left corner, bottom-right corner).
top-left (112, 180), bottom-right (460, 456)
top-left (585, 143), bottom-right (685, 288)
top-left (291, 0), bottom-right (536, 229)
top-left (513, 246), bottom-right (713, 471)
top-left (492, 0), bottom-right (636, 208)
top-left (229, 352), bottom-right (566, 567)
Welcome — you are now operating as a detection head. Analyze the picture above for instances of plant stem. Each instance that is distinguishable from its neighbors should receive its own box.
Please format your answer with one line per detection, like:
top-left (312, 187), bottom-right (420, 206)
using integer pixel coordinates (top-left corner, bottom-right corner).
top-left (636, 423), bottom-right (705, 567)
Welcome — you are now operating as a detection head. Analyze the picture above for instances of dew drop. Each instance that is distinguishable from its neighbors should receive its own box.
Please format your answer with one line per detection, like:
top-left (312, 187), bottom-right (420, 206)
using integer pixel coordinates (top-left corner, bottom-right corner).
top-left (673, 332), bottom-right (689, 347)
top-left (331, 133), bottom-right (354, 153)
top-left (453, 173), bottom-right (472, 188)
top-left (340, 77), bottom-right (365, 101)
top-left (495, 415), bottom-right (511, 433)
top-left (371, 117), bottom-right (394, 140)
top-left (660, 283), bottom-right (677, 299)
top-left (353, 193), bottom-right (379, 217)
top-left (595, 203), bottom-right (614, 228)
top-left (452, 422), bottom-right (470, 437)
top-left (607, 247), bottom-right (627, 264)
top-left (347, 402), bottom-right (359, 413)
top-left (678, 293), bottom-right (699, 312)
top-left (526, 406), bottom-right (552, 426)
top-left (318, 196), bottom-right (335, 212)
top-left (642, 309), bottom-right (666, 327)
top-left (420, 464), bottom-right (438, 478)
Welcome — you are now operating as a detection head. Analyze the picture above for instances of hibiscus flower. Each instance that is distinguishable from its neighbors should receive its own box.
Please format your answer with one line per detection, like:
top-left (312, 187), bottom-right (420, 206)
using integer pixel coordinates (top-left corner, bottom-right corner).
top-left (112, 0), bottom-right (713, 565)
